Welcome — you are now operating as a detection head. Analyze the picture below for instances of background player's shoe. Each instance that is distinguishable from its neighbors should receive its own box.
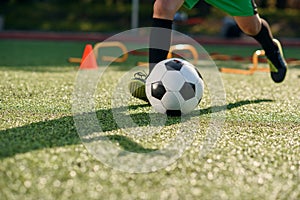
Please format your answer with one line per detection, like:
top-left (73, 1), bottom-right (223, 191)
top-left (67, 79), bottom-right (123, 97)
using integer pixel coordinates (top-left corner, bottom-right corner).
top-left (128, 71), bottom-right (148, 102)
top-left (266, 39), bottom-right (287, 83)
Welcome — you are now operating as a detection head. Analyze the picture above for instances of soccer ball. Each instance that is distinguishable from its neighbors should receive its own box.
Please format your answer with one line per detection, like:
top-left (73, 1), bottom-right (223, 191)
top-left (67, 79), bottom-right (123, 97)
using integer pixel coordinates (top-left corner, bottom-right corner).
top-left (146, 58), bottom-right (204, 116)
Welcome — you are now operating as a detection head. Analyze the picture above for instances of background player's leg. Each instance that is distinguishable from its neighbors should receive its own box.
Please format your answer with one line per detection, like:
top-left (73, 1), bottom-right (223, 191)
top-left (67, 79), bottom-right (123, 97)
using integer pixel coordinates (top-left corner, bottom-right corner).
top-left (149, 0), bottom-right (184, 72)
top-left (234, 15), bottom-right (277, 56)
top-left (234, 15), bottom-right (287, 83)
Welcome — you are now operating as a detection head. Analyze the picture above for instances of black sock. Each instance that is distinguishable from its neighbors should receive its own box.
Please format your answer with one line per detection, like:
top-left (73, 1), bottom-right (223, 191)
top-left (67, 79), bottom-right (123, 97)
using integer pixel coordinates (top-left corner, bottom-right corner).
top-left (252, 19), bottom-right (278, 57)
top-left (149, 18), bottom-right (173, 72)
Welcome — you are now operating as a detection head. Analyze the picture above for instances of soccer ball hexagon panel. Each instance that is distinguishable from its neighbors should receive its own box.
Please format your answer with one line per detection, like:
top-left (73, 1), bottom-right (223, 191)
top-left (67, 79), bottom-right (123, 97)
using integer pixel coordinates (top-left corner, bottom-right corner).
top-left (146, 58), bottom-right (204, 116)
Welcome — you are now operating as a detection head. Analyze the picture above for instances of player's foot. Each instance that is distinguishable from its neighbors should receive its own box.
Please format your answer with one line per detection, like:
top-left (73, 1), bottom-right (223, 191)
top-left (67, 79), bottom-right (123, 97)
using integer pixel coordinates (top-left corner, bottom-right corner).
top-left (128, 71), bottom-right (149, 102)
top-left (266, 39), bottom-right (287, 83)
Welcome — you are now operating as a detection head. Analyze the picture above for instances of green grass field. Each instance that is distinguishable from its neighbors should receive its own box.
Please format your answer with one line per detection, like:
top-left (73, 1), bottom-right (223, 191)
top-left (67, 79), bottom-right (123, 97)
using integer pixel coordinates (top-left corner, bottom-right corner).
top-left (0, 39), bottom-right (299, 200)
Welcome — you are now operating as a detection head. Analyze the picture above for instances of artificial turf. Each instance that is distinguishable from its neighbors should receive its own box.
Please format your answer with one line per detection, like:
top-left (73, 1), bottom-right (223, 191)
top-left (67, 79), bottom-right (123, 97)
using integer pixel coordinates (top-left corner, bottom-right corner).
top-left (0, 39), bottom-right (299, 199)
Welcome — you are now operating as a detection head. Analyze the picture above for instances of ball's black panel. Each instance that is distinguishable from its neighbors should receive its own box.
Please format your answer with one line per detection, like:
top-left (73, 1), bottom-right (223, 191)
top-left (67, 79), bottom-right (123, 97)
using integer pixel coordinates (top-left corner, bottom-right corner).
top-left (151, 81), bottom-right (166, 100)
top-left (166, 110), bottom-right (182, 116)
top-left (165, 59), bottom-right (183, 71)
top-left (179, 82), bottom-right (196, 101)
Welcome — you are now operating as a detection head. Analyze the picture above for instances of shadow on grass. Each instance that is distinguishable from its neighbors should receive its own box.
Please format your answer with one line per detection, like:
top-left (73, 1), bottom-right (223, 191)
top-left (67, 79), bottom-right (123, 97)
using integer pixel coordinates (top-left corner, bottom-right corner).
top-left (0, 99), bottom-right (273, 159)
top-left (85, 135), bottom-right (159, 154)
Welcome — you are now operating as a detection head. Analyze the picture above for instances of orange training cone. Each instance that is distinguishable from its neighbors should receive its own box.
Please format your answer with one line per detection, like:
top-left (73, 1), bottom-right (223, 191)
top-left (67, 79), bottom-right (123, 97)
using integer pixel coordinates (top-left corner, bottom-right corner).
top-left (79, 44), bottom-right (98, 70)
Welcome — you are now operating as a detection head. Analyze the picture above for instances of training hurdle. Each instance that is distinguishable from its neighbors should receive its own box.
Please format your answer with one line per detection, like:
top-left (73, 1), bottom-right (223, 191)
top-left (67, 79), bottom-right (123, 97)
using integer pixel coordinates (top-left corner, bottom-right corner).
top-left (250, 50), bottom-right (269, 72)
top-left (94, 41), bottom-right (128, 63)
top-left (167, 44), bottom-right (199, 64)
top-left (68, 41), bottom-right (128, 64)
top-left (137, 44), bottom-right (199, 67)
top-left (220, 49), bottom-right (269, 75)
top-left (68, 57), bottom-right (82, 63)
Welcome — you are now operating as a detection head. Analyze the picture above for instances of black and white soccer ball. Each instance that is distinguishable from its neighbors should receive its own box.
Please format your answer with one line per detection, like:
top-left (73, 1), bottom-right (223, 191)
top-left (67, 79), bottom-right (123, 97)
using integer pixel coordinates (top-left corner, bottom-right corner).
top-left (146, 58), bottom-right (204, 116)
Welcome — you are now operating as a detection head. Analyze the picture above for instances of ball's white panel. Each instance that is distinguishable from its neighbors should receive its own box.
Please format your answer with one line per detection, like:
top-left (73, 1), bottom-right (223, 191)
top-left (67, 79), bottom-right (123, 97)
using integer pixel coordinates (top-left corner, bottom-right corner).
top-left (146, 62), bottom-right (167, 84)
top-left (161, 91), bottom-right (181, 110)
top-left (149, 99), bottom-right (167, 114)
top-left (145, 82), bottom-right (152, 100)
top-left (161, 71), bottom-right (185, 91)
top-left (195, 79), bottom-right (204, 100)
top-left (180, 65), bottom-right (201, 84)
top-left (181, 97), bottom-right (199, 114)
top-left (148, 95), bottom-right (162, 106)
top-left (177, 92), bottom-right (186, 107)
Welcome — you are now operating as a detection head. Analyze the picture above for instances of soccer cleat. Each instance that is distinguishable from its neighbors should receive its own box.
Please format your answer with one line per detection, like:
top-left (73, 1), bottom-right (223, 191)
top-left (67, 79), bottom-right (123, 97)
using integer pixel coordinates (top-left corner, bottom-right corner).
top-left (128, 71), bottom-right (149, 102)
top-left (266, 39), bottom-right (287, 83)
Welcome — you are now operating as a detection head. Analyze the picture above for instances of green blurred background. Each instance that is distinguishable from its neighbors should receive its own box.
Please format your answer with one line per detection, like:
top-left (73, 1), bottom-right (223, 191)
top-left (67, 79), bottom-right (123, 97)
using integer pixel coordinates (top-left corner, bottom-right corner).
top-left (0, 0), bottom-right (299, 37)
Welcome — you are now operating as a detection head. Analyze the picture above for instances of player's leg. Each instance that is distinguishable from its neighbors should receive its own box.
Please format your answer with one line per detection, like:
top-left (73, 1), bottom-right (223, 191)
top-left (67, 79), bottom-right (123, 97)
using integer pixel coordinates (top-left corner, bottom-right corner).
top-left (129, 0), bottom-right (184, 102)
top-left (232, 15), bottom-right (261, 36)
top-left (234, 14), bottom-right (287, 83)
top-left (153, 0), bottom-right (184, 20)
top-left (205, 0), bottom-right (287, 83)
top-left (150, 0), bottom-right (184, 72)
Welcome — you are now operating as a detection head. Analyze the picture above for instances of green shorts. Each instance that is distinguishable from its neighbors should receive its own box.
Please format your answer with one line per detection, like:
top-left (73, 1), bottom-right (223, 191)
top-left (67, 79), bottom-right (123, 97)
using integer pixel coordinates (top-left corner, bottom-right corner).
top-left (183, 0), bottom-right (257, 16)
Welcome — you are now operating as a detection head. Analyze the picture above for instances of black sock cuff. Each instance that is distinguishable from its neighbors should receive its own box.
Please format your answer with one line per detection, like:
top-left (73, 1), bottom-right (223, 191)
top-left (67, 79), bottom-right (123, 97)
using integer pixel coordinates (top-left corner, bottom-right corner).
top-left (252, 21), bottom-right (268, 40)
top-left (252, 20), bottom-right (277, 55)
top-left (152, 18), bottom-right (173, 29)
